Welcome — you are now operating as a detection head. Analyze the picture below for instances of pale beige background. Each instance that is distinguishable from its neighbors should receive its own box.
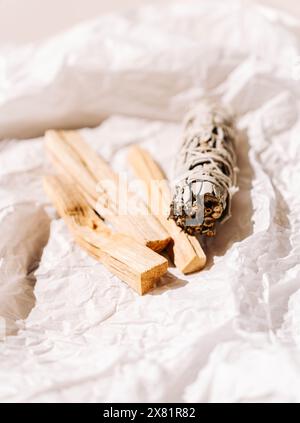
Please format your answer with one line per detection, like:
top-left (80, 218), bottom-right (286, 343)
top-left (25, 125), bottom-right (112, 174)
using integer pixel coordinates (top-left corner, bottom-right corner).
top-left (0, 0), bottom-right (299, 46)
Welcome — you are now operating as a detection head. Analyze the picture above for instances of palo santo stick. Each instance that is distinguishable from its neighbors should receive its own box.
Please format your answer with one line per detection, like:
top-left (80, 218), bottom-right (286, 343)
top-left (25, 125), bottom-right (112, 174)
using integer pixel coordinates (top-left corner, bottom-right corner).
top-left (128, 145), bottom-right (206, 274)
top-left (43, 175), bottom-right (168, 295)
top-left (45, 130), bottom-right (171, 253)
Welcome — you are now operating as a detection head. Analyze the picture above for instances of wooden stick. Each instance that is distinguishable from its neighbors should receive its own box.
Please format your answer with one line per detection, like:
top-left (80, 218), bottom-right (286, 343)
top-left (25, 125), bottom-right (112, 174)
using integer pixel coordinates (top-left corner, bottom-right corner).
top-left (128, 145), bottom-right (206, 274)
top-left (45, 130), bottom-right (171, 253)
top-left (43, 175), bottom-right (168, 295)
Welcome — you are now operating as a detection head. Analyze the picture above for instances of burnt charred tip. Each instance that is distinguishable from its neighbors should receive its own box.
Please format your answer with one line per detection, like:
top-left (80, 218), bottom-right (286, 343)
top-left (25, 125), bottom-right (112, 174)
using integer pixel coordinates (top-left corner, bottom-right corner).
top-left (169, 193), bottom-right (224, 237)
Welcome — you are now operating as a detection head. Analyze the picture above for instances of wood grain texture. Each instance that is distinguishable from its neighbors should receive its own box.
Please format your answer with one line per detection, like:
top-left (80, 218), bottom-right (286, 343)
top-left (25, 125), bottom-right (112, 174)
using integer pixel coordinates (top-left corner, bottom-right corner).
top-left (128, 145), bottom-right (206, 273)
top-left (43, 175), bottom-right (168, 295)
top-left (45, 130), bottom-right (171, 252)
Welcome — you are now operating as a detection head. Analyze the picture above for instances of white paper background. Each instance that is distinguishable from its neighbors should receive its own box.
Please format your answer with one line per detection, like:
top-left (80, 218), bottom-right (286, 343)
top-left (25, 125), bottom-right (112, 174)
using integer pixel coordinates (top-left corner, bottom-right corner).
top-left (0, 0), bottom-right (300, 402)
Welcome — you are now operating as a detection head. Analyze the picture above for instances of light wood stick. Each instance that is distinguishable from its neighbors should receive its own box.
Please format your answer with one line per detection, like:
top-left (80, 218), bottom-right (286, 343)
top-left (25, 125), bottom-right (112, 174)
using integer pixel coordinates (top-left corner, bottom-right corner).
top-left (45, 130), bottom-right (171, 253)
top-left (128, 145), bottom-right (206, 274)
top-left (43, 175), bottom-right (168, 295)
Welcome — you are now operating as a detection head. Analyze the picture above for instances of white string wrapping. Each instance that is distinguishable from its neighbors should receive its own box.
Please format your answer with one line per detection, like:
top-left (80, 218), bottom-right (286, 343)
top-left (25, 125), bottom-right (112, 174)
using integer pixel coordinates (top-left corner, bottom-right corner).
top-left (170, 101), bottom-right (239, 236)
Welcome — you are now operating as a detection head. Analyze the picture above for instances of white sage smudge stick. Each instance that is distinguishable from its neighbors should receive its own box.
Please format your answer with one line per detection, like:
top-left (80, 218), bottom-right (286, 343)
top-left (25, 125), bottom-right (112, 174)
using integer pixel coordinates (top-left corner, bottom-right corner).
top-left (170, 101), bottom-right (238, 236)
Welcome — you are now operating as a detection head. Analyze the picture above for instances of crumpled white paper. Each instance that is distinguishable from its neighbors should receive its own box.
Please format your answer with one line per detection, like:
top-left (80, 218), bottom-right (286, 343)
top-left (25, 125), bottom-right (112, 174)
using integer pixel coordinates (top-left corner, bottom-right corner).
top-left (1, 0), bottom-right (300, 403)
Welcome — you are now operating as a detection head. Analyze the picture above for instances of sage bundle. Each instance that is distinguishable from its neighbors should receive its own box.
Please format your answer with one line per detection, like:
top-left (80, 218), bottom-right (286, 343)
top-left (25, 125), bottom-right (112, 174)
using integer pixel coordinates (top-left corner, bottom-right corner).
top-left (170, 101), bottom-right (238, 237)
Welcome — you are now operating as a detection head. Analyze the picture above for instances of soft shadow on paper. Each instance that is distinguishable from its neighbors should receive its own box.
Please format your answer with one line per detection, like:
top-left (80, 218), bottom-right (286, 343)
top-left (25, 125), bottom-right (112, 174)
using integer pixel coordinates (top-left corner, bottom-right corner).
top-left (0, 205), bottom-right (50, 337)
